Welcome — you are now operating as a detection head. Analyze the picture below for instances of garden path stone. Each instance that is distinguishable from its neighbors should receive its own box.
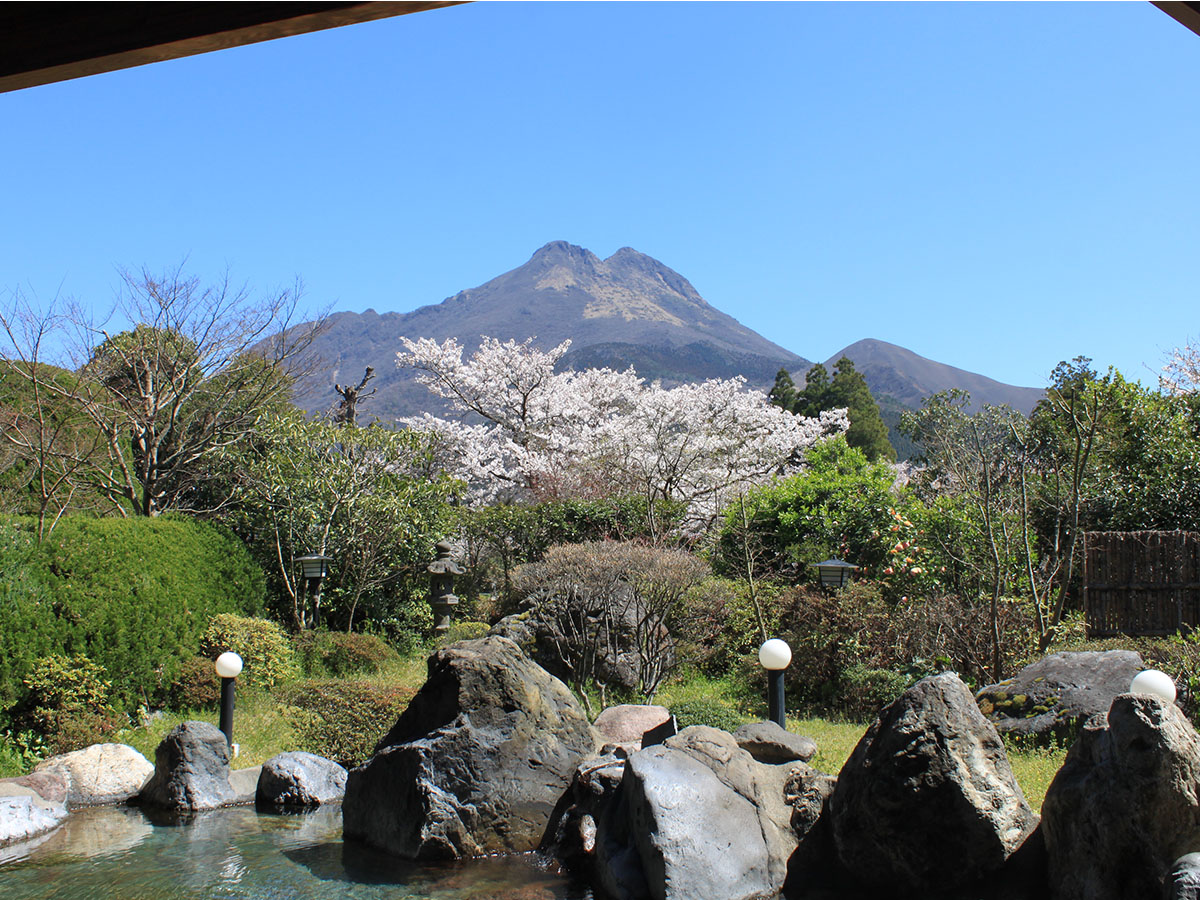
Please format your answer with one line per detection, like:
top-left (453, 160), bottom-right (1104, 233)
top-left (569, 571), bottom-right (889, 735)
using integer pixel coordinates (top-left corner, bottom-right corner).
top-left (976, 649), bottom-right (1146, 740)
top-left (34, 742), bottom-right (153, 807)
top-left (1042, 693), bottom-right (1200, 900)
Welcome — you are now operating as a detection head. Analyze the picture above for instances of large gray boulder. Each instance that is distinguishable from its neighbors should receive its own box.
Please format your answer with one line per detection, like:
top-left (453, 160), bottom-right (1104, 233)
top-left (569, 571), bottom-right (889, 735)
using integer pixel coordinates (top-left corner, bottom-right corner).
top-left (342, 636), bottom-right (599, 859)
top-left (34, 742), bottom-right (153, 807)
top-left (830, 672), bottom-right (1039, 895)
top-left (0, 780), bottom-right (67, 847)
top-left (977, 650), bottom-right (1146, 740)
top-left (548, 725), bottom-right (824, 900)
top-left (138, 721), bottom-right (238, 811)
top-left (257, 752), bottom-right (346, 808)
top-left (1042, 693), bottom-right (1200, 900)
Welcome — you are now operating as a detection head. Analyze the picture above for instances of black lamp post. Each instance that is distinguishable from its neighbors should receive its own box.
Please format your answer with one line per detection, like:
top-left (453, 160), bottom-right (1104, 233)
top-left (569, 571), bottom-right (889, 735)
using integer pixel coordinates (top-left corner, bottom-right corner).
top-left (214, 651), bottom-right (242, 751)
top-left (758, 639), bottom-right (792, 729)
top-left (295, 554), bottom-right (331, 628)
top-left (427, 540), bottom-right (464, 632)
top-left (812, 558), bottom-right (859, 589)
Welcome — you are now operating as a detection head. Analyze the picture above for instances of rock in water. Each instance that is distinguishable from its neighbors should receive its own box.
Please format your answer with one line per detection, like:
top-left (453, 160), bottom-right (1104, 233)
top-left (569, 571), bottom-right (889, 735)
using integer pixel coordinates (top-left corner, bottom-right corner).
top-left (830, 672), bottom-right (1038, 895)
top-left (976, 650), bottom-right (1145, 741)
top-left (342, 636), bottom-right (599, 858)
top-left (548, 725), bottom-right (822, 900)
top-left (257, 752), bottom-right (346, 808)
top-left (1042, 693), bottom-right (1200, 900)
top-left (34, 743), bottom-right (154, 807)
top-left (138, 721), bottom-right (238, 811)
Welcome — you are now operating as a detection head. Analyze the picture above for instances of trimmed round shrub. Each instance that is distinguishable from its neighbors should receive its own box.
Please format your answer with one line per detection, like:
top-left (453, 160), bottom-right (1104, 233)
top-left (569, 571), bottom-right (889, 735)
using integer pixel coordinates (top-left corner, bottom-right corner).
top-left (277, 681), bottom-right (415, 768)
top-left (293, 630), bottom-right (397, 677)
top-left (0, 515), bottom-right (265, 712)
top-left (200, 614), bottom-right (297, 689)
top-left (669, 697), bottom-right (745, 733)
top-left (167, 656), bottom-right (221, 710)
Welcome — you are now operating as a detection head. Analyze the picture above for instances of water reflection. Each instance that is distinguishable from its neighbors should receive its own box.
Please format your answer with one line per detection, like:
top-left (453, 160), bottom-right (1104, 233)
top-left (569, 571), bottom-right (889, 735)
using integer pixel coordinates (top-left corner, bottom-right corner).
top-left (0, 805), bottom-right (591, 900)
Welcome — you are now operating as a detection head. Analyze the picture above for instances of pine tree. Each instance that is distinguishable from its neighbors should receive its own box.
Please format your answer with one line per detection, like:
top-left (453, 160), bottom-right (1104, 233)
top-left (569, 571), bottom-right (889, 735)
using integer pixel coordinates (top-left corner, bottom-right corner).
top-left (829, 357), bottom-right (896, 462)
top-left (769, 368), bottom-right (796, 411)
top-left (793, 363), bottom-right (833, 418)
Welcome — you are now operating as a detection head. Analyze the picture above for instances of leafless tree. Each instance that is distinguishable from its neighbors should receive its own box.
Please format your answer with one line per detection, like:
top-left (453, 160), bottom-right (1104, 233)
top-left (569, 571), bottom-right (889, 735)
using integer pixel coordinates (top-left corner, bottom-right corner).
top-left (0, 265), bottom-right (326, 518)
top-left (332, 366), bottom-right (376, 427)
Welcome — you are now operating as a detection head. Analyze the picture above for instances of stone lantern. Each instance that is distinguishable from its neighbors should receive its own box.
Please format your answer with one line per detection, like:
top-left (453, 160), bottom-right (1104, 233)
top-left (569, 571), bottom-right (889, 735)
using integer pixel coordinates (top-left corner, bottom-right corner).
top-left (427, 540), bottom-right (464, 632)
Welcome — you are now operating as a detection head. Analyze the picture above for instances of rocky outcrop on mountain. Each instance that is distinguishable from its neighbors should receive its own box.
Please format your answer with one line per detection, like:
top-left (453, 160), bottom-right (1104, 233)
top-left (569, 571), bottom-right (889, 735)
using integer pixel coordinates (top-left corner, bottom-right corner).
top-left (291, 241), bottom-right (808, 417)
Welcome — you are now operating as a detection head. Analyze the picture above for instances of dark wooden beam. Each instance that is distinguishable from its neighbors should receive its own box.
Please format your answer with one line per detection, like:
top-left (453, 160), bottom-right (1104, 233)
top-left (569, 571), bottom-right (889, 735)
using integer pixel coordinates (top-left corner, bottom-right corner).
top-left (1153, 1), bottom-right (1200, 38)
top-left (0, 2), bottom-right (465, 94)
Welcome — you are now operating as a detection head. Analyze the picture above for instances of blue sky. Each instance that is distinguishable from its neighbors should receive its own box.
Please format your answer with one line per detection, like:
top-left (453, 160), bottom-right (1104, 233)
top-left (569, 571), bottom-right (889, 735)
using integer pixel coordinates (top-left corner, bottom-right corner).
top-left (2, 2), bottom-right (1197, 389)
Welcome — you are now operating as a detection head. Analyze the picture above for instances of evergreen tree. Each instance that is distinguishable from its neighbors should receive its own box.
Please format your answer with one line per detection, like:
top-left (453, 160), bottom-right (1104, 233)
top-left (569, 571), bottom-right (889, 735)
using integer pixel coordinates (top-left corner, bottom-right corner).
top-left (768, 368), bottom-right (796, 411)
top-left (829, 357), bottom-right (896, 462)
top-left (793, 363), bottom-right (833, 418)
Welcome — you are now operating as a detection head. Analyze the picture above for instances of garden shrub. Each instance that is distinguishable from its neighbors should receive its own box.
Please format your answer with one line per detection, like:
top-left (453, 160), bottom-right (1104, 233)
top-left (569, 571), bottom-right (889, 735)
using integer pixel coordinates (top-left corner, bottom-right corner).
top-left (456, 496), bottom-right (684, 613)
top-left (167, 656), bottom-right (221, 710)
top-left (200, 614), bottom-right (298, 689)
top-left (293, 630), bottom-right (397, 677)
top-left (434, 621), bottom-right (490, 647)
top-left (277, 681), bottom-right (415, 768)
top-left (514, 541), bottom-right (709, 702)
top-left (669, 697), bottom-right (744, 733)
top-left (0, 514), bottom-right (265, 712)
top-left (838, 664), bottom-right (912, 720)
top-left (17, 655), bottom-right (123, 754)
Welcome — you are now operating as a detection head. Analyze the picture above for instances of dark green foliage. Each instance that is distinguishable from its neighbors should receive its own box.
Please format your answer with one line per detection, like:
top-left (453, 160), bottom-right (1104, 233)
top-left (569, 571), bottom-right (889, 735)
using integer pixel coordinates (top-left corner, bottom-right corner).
top-left (788, 359), bottom-right (895, 462)
top-left (278, 681), bottom-right (415, 768)
top-left (293, 630), bottom-right (397, 677)
top-left (713, 437), bottom-right (906, 585)
top-left (167, 656), bottom-right (221, 710)
top-left (669, 697), bottom-right (744, 733)
top-left (16, 655), bottom-right (123, 754)
top-left (838, 665), bottom-right (912, 720)
top-left (0, 514), bottom-right (265, 712)
top-left (456, 495), bottom-right (683, 612)
top-left (768, 368), bottom-right (796, 411)
top-left (199, 614), bottom-right (297, 688)
top-left (433, 621), bottom-right (491, 647)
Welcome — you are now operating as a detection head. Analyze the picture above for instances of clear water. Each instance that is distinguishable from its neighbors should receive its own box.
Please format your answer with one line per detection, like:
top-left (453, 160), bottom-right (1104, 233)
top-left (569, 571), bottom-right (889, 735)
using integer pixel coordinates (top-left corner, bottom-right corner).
top-left (0, 805), bottom-right (593, 900)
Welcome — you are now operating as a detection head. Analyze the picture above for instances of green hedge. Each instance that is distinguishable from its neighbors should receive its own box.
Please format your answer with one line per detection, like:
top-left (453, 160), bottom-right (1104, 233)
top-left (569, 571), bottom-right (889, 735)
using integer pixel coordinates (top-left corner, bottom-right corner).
top-left (0, 515), bottom-right (265, 713)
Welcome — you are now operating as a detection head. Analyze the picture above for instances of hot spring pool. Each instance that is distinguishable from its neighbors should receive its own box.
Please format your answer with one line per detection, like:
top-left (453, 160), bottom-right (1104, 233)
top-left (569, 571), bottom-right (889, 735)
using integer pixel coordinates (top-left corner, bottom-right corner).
top-left (0, 805), bottom-right (593, 899)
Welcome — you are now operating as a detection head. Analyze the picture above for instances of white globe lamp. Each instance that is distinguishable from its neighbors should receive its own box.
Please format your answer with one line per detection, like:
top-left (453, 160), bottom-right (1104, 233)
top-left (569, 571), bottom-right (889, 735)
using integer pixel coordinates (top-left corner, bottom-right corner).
top-left (758, 639), bottom-right (792, 729)
top-left (214, 651), bottom-right (243, 747)
top-left (1130, 669), bottom-right (1176, 704)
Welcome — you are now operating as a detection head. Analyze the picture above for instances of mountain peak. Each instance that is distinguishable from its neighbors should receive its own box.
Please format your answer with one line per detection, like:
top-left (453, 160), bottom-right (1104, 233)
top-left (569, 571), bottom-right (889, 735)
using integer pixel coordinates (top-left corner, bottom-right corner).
top-left (529, 240), bottom-right (599, 266)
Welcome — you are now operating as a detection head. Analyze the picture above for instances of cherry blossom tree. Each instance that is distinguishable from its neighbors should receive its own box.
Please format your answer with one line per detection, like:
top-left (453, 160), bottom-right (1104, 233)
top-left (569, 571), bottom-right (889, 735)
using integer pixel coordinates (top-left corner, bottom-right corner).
top-left (1161, 340), bottom-right (1200, 395)
top-left (396, 335), bottom-right (846, 532)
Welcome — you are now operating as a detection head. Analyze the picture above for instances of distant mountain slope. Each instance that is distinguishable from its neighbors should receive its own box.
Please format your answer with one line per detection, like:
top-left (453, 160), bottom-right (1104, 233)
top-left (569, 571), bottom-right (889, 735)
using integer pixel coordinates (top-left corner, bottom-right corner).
top-left (293, 241), bottom-right (809, 418)
top-left (821, 339), bottom-right (1045, 414)
top-left (810, 339), bottom-right (1045, 459)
